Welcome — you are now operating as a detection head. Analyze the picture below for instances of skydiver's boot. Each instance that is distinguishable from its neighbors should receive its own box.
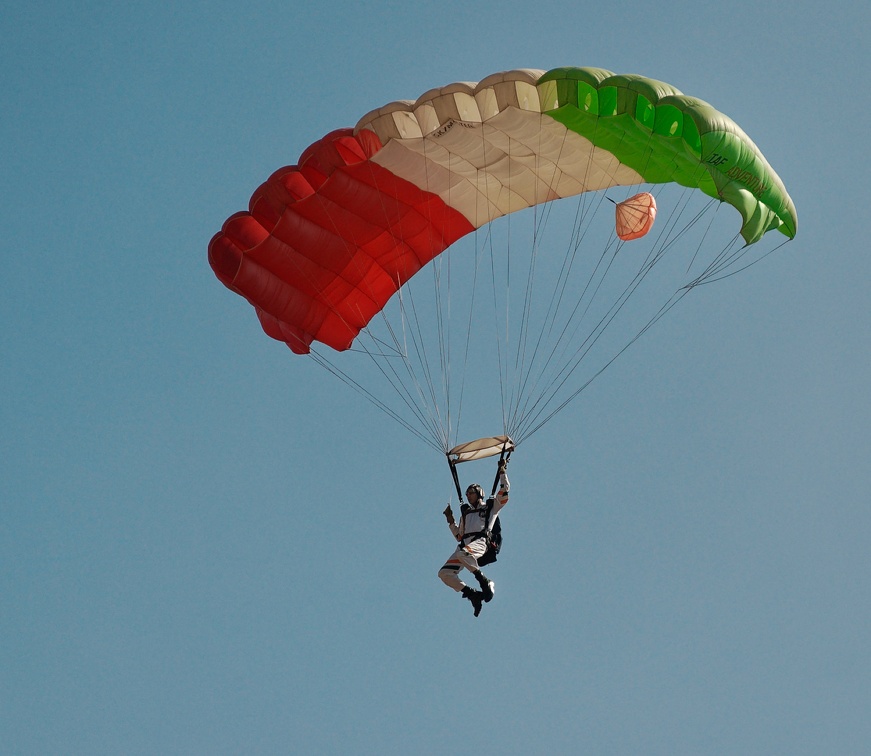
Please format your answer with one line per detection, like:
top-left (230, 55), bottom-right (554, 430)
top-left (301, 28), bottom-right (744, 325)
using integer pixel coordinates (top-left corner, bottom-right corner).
top-left (473, 570), bottom-right (495, 602)
top-left (461, 586), bottom-right (484, 617)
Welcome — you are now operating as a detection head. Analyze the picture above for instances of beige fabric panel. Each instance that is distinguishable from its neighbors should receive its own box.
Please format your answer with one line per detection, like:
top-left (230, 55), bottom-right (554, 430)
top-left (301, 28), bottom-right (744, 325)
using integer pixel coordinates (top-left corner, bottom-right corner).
top-left (368, 109), bottom-right (643, 227)
top-left (355, 70), bottom-right (643, 228)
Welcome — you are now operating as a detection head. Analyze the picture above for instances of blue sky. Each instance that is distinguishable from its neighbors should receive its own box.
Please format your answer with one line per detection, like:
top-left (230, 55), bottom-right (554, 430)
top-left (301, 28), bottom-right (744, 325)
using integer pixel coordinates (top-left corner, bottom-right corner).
top-left (2, 1), bottom-right (869, 753)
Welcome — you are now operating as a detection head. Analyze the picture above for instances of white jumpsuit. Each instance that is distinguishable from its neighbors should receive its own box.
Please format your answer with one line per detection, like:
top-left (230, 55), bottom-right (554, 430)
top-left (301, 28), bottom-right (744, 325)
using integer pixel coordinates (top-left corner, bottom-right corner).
top-left (438, 471), bottom-right (509, 592)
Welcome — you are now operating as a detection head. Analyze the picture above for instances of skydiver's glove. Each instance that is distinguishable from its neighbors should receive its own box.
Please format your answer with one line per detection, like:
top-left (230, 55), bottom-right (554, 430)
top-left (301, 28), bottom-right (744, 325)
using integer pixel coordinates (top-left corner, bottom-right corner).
top-left (443, 504), bottom-right (455, 525)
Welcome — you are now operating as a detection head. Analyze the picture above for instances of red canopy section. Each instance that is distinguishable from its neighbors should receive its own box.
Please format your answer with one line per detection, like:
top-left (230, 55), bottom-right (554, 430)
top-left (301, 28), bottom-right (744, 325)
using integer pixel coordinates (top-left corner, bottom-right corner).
top-left (208, 128), bottom-right (474, 353)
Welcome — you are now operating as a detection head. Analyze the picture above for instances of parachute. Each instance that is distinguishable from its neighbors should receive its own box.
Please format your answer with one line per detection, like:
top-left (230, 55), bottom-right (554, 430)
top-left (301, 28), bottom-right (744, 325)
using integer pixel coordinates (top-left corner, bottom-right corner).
top-left (209, 67), bottom-right (796, 454)
top-left (615, 193), bottom-right (657, 241)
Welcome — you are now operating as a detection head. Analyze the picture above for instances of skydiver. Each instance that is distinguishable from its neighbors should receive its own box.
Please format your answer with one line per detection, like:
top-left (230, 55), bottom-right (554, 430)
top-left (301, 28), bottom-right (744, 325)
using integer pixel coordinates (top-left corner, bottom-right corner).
top-left (438, 458), bottom-right (509, 617)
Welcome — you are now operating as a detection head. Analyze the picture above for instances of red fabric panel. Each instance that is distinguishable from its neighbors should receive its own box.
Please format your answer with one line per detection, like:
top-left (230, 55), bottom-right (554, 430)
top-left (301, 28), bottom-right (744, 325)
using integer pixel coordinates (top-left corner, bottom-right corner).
top-left (209, 129), bottom-right (474, 353)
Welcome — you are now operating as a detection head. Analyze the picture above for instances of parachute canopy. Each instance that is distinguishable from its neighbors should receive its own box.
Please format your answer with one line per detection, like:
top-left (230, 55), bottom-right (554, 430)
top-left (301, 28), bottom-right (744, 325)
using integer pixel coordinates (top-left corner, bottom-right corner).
top-left (615, 192), bottom-right (657, 241)
top-left (209, 67), bottom-right (797, 357)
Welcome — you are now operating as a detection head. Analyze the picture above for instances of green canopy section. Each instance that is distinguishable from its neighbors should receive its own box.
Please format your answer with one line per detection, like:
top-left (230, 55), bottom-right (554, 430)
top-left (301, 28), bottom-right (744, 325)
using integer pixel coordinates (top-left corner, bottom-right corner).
top-left (537, 67), bottom-right (797, 244)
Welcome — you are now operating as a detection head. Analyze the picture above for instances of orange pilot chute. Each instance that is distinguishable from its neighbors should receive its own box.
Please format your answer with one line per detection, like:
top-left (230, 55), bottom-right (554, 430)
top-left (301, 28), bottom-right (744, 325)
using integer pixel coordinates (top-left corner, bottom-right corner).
top-left (615, 192), bottom-right (657, 241)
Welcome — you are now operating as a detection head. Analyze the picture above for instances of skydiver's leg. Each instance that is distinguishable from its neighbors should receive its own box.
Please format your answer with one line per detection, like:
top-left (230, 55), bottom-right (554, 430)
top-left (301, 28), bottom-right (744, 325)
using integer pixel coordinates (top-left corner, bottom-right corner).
top-left (458, 539), bottom-right (486, 572)
top-left (458, 538), bottom-right (494, 601)
top-left (457, 541), bottom-right (490, 616)
top-left (438, 540), bottom-right (487, 591)
top-left (473, 569), bottom-right (495, 602)
top-left (439, 556), bottom-right (483, 616)
top-left (438, 547), bottom-right (467, 592)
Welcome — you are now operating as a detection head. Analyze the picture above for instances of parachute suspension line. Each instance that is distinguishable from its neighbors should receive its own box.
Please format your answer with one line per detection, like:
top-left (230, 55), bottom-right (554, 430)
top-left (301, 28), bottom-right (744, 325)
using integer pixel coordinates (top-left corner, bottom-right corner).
top-left (266, 173), bottom-right (449, 452)
top-left (500, 133), bottom-right (515, 436)
top-left (684, 200), bottom-right (723, 275)
top-left (453, 221), bottom-right (491, 445)
top-left (438, 138), bottom-right (485, 447)
top-left (525, 238), bottom-right (694, 434)
top-left (358, 301), bottom-right (449, 450)
top-left (431, 138), bottom-right (470, 445)
top-left (513, 198), bottom-right (715, 439)
top-left (509, 113), bottom-right (623, 371)
top-left (518, 287), bottom-right (691, 443)
top-left (522, 192), bottom-right (582, 354)
top-left (510, 193), bottom-right (542, 419)
top-left (307, 347), bottom-right (443, 454)
top-left (520, 224), bottom-right (735, 443)
top-left (514, 130), bottom-right (563, 431)
top-left (515, 200), bottom-right (731, 441)
top-left (430, 225), bottom-right (451, 443)
top-left (363, 340), bottom-right (445, 448)
top-left (517, 282), bottom-right (676, 442)
top-left (419, 136), bottom-right (451, 448)
top-left (403, 256), bottom-right (450, 449)
top-left (490, 119), bottom-right (517, 440)
top-left (514, 166), bottom-right (561, 386)
top-left (388, 131), bottom-right (457, 451)
top-left (445, 129), bottom-right (502, 447)
top-left (513, 126), bottom-right (561, 370)
top-left (537, 188), bottom-right (612, 350)
top-left (465, 117), bottom-right (508, 440)
top-left (506, 121), bottom-right (567, 437)
top-left (368, 303), bottom-right (448, 450)
top-left (484, 221), bottom-right (510, 434)
top-left (507, 114), bottom-right (651, 437)
top-left (509, 238), bottom-right (621, 437)
top-left (677, 232), bottom-right (760, 291)
top-left (547, 184), bottom-right (601, 341)
top-left (506, 190), bottom-right (614, 436)
top-left (445, 232), bottom-right (455, 443)
top-left (508, 196), bottom-right (623, 434)
top-left (505, 122), bottom-right (574, 422)
top-left (392, 170), bottom-right (449, 450)
top-left (694, 236), bottom-right (792, 286)
top-left (695, 233), bottom-right (761, 282)
top-left (359, 153), bottom-right (451, 451)
top-left (655, 187), bottom-right (701, 256)
top-left (506, 122), bottom-right (574, 428)
top-left (678, 231), bottom-right (745, 289)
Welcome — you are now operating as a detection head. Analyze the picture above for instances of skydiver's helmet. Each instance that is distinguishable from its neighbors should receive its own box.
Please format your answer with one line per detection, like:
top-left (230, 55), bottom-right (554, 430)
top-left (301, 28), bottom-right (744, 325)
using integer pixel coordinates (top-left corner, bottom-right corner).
top-left (466, 483), bottom-right (485, 507)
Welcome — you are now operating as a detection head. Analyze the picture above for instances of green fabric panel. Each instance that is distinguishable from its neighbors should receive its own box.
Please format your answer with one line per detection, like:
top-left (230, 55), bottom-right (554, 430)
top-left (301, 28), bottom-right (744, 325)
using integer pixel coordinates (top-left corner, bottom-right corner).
top-left (635, 95), bottom-right (655, 130)
top-left (536, 67), bottom-right (797, 243)
top-left (540, 67), bottom-right (614, 86)
top-left (576, 81), bottom-right (598, 114)
top-left (546, 105), bottom-right (715, 195)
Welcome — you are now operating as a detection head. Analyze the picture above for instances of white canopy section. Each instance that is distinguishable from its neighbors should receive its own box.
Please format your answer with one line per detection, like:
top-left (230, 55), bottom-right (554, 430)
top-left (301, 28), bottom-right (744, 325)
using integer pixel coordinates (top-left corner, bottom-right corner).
top-left (356, 69), bottom-right (643, 229)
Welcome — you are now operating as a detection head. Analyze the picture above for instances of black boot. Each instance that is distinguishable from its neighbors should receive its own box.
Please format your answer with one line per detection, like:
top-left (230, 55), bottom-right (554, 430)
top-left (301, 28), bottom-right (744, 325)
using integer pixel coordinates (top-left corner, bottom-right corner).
top-left (461, 586), bottom-right (484, 617)
top-left (473, 570), bottom-right (495, 602)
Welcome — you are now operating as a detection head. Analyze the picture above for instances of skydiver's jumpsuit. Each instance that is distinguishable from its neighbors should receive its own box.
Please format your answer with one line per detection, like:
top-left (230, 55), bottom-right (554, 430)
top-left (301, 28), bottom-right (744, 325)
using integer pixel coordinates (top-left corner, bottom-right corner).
top-left (438, 470), bottom-right (509, 592)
